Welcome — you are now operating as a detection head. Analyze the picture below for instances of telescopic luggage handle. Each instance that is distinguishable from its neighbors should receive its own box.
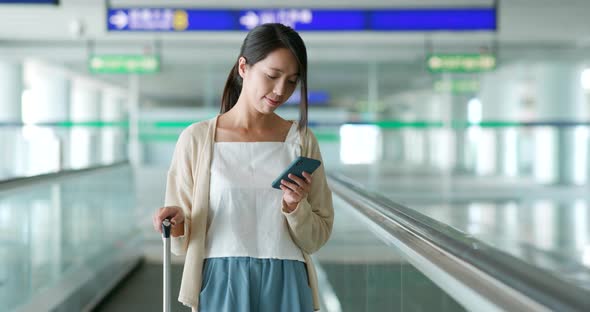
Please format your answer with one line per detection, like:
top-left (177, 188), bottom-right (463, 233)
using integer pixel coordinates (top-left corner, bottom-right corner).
top-left (162, 219), bottom-right (171, 312)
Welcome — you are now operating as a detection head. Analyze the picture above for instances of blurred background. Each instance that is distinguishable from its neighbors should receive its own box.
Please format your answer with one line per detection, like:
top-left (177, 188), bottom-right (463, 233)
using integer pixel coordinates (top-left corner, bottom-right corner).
top-left (1, 1), bottom-right (589, 311)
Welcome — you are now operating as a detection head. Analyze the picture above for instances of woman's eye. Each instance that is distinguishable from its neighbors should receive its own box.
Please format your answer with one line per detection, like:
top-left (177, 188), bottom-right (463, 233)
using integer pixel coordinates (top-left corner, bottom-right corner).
top-left (266, 74), bottom-right (297, 84)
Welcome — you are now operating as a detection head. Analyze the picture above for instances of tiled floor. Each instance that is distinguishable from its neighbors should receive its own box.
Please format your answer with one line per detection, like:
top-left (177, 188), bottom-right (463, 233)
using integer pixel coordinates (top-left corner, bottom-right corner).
top-left (92, 260), bottom-right (185, 312)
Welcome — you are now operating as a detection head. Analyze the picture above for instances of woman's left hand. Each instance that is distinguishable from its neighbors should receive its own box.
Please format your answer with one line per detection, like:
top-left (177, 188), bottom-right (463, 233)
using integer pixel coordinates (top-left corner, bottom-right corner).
top-left (280, 172), bottom-right (312, 213)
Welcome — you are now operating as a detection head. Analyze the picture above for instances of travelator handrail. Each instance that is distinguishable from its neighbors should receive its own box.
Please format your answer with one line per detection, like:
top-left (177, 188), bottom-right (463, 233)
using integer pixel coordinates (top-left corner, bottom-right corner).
top-left (0, 161), bottom-right (129, 191)
top-left (327, 172), bottom-right (590, 312)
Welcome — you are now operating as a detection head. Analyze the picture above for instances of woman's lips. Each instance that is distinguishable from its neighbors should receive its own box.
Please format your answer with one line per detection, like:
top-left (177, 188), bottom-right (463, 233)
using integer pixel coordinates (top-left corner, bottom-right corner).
top-left (265, 97), bottom-right (279, 106)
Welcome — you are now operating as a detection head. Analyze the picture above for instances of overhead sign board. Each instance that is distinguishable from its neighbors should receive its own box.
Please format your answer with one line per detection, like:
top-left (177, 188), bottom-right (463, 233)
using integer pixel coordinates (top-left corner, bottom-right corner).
top-left (427, 54), bottom-right (496, 73)
top-left (285, 90), bottom-right (330, 106)
top-left (107, 8), bottom-right (496, 32)
top-left (0, 0), bottom-right (58, 3)
top-left (89, 55), bottom-right (160, 74)
top-left (434, 79), bottom-right (480, 94)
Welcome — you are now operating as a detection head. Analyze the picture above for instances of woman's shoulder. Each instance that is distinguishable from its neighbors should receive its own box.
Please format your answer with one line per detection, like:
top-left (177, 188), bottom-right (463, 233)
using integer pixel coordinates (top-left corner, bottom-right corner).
top-left (186, 118), bottom-right (213, 133)
top-left (294, 123), bottom-right (322, 155)
top-left (296, 124), bottom-right (316, 141)
top-left (184, 116), bottom-right (217, 135)
top-left (176, 117), bottom-right (216, 144)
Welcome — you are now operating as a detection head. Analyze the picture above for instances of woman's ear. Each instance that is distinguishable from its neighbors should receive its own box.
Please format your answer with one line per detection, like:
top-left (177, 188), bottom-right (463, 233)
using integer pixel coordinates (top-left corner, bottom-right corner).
top-left (238, 56), bottom-right (248, 79)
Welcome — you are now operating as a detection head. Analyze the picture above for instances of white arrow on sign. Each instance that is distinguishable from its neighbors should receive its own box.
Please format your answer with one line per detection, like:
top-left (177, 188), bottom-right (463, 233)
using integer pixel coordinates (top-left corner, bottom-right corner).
top-left (239, 11), bottom-right (260, 30)
top-left (110, 10), bottom-right (128, 29)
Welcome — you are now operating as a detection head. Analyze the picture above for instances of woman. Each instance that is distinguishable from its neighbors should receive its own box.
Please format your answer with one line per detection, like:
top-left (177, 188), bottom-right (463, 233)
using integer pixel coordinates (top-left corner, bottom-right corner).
top-left (152, 23), bottom-right (334, 312)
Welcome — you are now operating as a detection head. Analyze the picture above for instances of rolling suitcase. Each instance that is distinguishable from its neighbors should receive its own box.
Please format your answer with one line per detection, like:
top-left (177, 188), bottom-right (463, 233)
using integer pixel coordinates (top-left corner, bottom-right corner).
top-left (161, 219), bottom-right (172, 312)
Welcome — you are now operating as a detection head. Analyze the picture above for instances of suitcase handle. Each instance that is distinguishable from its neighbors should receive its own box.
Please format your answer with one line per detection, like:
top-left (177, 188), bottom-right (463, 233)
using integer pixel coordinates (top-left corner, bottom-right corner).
top-left (162, 219), bottom-right (172, 312)
top-left (162, 218), bottom-right (171, 238)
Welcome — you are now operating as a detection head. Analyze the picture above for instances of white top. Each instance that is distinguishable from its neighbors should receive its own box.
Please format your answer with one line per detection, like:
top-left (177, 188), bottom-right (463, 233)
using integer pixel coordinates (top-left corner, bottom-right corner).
top-left (205, 121), bottom-right (305, 262)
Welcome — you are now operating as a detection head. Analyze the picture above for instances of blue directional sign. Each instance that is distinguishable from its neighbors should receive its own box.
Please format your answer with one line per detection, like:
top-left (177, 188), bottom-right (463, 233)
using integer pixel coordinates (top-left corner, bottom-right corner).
top-left (238, 10), bottom-right (366, 31)
top-left (0, 0), bottom-right (58, 3)
top-left (107, 8), bottom-right (496, 32)
top-left (372, 9), bottom-right (496, 31)
top-left (285, 90), bottom-right (330, 106)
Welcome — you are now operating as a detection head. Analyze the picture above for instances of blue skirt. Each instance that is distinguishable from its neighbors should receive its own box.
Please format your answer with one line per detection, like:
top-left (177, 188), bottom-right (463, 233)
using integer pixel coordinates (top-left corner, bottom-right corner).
top-left (198, 257), bottom-right (314, 312)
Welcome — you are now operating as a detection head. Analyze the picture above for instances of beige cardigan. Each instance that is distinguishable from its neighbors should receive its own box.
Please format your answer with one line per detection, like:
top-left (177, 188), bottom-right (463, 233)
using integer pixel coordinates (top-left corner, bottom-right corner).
top-left (164, 116), bottom-right (334, 311)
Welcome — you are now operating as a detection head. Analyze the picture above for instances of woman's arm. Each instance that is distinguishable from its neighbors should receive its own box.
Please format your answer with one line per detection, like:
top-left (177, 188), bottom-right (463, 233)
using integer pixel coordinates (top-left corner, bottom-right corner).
top-left (164, 128), bottom-right (195, 256)
top-left (282, 131), bottom-right (334, 254)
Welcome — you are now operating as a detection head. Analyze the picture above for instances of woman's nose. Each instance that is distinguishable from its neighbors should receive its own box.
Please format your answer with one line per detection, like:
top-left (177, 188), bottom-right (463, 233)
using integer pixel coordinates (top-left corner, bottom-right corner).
top-left (273, 81), bottom-right (287, 97)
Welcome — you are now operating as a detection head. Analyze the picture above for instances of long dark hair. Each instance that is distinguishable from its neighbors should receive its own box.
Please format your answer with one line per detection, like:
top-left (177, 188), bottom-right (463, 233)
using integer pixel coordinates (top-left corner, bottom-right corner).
top-left (221, 23), bottom-right (308, 131)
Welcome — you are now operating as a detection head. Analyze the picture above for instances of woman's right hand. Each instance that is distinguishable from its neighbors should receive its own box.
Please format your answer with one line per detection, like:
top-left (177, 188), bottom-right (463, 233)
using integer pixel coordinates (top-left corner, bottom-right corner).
top-left (152, 206), bottom-right (185, 237)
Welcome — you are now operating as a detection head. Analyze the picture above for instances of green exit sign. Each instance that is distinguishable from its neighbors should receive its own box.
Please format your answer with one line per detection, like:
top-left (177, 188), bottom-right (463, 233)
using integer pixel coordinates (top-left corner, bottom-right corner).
top-left (89, 55), bottom-right (160, 74)
top-left (434, 79), bottom-right (480, 94)
top-left (427, 54), bottom-right (496, 73)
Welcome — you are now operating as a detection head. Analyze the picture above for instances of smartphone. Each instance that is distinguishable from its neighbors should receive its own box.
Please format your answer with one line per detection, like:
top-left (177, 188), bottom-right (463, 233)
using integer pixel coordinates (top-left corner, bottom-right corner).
top-left (271, 156), bottom-right (321, 190)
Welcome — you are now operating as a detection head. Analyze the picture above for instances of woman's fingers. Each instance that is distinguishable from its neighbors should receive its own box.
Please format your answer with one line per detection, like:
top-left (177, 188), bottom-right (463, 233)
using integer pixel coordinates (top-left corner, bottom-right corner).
top-left (152, 213), bottom-right (161, 233)
top-left (281, 179), bottom-right (302, 195)
top-left (280, 172), bottom-right (314, 211)
top-left (161, 206), bottom-right (181, 220)
top-left (287, 173), bottom-right (305, 187)
top-left (171, 214), bottom-right (184, 226)
top-left (286, 174), bottom-right (311, 193)
top-left (153, 206), bottom-right (183, 233)
top-left (153, 209), bottom-right (168, 233)
top-left (160, 207), bottom-right (174, 224)
top-left (280, 185), bottom-right (301, 201)
top-left (301, 171), bottom-right (313, 184)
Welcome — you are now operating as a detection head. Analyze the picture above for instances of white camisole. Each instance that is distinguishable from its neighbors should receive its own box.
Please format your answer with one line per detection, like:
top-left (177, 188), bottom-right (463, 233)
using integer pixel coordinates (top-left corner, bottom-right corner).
top-left (205, 122), bottom-right (305, 262)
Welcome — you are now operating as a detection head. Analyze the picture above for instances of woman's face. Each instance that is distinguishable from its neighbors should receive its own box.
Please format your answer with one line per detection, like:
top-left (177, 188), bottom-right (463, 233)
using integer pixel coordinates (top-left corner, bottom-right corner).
top-left (238, 48), bottom-right (300, 115)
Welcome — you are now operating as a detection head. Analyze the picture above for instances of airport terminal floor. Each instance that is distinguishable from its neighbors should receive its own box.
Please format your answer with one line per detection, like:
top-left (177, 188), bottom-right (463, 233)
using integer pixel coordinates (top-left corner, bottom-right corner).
top-left (2, 1), bottom-right (590, 312)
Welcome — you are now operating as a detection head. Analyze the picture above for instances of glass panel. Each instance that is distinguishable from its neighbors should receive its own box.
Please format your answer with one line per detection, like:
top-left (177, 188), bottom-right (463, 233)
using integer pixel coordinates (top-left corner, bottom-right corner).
top-left (0, 165), bottom-right (136, 311)
top-left (402, 200), bottom-right (590, 291)
top-left (315, 196), bottom-right (466, 311)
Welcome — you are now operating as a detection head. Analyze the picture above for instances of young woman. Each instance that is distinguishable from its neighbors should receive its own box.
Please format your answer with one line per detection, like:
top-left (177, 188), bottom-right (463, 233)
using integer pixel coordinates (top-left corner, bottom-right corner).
top-left (152, 23), bottom-right (334, 312)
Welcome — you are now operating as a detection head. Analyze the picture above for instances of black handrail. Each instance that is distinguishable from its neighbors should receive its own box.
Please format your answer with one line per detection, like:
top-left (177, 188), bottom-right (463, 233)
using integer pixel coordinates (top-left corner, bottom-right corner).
top-left (328, 172), bottom-right (590, 312)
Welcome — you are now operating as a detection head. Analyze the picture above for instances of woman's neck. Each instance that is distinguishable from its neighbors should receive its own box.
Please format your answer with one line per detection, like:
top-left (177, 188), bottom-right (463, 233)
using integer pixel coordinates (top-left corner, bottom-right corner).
top-left (223, 101), bottom-right (278, 130)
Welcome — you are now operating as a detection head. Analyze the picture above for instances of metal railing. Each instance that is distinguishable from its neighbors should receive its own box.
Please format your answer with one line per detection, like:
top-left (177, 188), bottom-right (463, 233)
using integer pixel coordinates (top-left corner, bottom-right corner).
top-left (327, 172), bottom-right (590, 312)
